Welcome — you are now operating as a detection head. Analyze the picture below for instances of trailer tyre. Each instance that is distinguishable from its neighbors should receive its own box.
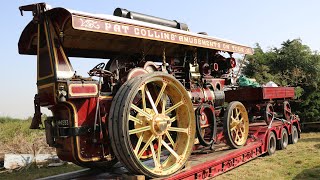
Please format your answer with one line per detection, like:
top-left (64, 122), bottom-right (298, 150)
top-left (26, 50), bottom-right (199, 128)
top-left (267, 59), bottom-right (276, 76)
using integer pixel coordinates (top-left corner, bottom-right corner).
top-left (289, 125), bottom-right (299, 144)
top-left (267, 131), bottom-right (276, 155)
top-left (223, 101), bottom-right (249, 149)
top-left (108, 72), bottom-right (195, 178)
top-left (277, 128), bottom-right (288, 150)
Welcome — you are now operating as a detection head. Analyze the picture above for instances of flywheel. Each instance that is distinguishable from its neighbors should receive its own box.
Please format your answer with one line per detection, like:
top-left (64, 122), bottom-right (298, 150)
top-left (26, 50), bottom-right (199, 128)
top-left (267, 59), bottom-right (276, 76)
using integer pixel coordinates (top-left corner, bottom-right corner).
top-left (108, 72), bottom-right (195, 178)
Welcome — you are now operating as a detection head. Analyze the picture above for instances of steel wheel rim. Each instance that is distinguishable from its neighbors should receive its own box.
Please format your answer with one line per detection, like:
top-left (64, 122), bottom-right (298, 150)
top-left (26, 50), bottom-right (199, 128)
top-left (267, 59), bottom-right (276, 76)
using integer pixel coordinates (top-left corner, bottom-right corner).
top-left (283, 101), bottom-right (291, 120)
top-left (282, 130), bottom-right (288, 147)
top-left (265, 104), bottom-right (274, 125)
top-left (269, 134), bottom-right (276, 152)
top-left (127, 76), bottom-right (194, 176)
top-left (229, 105), bottom-right (249, 146)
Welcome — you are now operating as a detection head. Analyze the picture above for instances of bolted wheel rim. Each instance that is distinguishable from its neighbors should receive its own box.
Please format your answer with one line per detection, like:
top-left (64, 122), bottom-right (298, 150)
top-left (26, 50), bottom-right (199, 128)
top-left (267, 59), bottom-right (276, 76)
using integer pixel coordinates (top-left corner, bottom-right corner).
top-left (109, 73), bottom-right (195, 177)
top-left (224, 101), bottom-right (249, 148)
top-left (282, 129), bottom-right (288, 147)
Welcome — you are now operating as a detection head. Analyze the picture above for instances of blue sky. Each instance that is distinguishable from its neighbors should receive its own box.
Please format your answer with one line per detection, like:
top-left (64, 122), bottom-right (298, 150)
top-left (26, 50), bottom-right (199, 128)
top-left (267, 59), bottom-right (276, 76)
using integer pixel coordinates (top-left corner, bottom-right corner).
top-left (1, 0), bottom-right (320, 118)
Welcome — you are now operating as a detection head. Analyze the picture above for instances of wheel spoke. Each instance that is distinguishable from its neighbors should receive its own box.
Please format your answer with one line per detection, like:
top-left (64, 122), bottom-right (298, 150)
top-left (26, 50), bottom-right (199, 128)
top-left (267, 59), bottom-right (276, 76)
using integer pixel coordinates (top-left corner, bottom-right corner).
top-left (165, 100), bottom-right (184, 114)
top-left (170, 116), bottom-right (177, 123)
top-left (232, 129), bottom-right (239, 138)
top-left (162, 96), bottom-right (167, 114)
top-left (131, 104), bottom-right (152, 119)
top-left (236, 109), bottom-right (241, 119)
top-left (161, 139), bottom-right (180, 160)
top-left (165, 131), bottom-right (175, 146)
top-left (230, 126), bottom-right (237, 131)
top-left (231, 116), bottom-right (236, 122)
top-left (134, 133), bottom-right (144, 154)
top-left (138, 135), bottom-right (155, 159)
top-left (235, 133), bottom-right (240, 142)
top-left (168, 127), bottom-right (189, 134)
top-left (140, 86), bottom-right (146, 111)
top-left (129, 126), bottom-right (151, 135)
top-left (149, 143), bottom-right (160, 169)
top-left (239, 127), bottom-right (244, 136)
top-left (155, 82), bottom-right (167, 107)
top-left (145, 87), bottom-right (159, 114)
top-left (129, 115), bottom-right (142, 124)
top-left (157, 135), bottom-right (162, 166)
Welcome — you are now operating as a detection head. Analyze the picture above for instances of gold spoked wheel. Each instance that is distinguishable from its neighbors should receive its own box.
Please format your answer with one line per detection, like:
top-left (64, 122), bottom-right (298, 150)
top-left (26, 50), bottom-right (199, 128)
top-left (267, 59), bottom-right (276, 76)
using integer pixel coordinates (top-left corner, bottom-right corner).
top-left (108, 72), bottom-right (195, 178)
top-left (223, 101), bottom-right (249, 148)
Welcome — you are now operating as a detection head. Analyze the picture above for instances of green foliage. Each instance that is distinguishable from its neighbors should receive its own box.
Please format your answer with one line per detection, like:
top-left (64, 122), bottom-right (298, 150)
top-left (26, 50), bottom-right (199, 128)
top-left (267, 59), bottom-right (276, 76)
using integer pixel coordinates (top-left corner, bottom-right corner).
top-left (0, 117), bottom-right (43, 143)
top-left (243, 39), bottom-right (320, 122)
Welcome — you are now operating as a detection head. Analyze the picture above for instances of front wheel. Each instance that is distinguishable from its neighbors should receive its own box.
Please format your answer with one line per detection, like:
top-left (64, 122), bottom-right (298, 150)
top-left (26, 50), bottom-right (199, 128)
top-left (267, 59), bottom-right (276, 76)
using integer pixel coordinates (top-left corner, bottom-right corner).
top-left (223, 101), bottom-right (249, 149)
top-left (108, 72), bottom-right (196, 178)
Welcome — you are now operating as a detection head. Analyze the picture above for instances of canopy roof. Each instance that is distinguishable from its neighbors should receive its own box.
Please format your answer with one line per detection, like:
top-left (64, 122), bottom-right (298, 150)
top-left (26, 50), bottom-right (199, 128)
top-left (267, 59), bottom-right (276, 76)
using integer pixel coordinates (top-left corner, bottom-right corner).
top-left (19, 3), bottom-right (254, 58)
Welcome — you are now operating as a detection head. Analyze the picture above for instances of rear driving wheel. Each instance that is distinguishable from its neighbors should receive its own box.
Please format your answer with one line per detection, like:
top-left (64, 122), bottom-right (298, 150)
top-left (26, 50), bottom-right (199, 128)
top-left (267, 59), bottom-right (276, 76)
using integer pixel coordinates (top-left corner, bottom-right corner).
top-left (223, 101), bottom-right (249, 149)
top-left (108, 72), bottom-right (195, 178)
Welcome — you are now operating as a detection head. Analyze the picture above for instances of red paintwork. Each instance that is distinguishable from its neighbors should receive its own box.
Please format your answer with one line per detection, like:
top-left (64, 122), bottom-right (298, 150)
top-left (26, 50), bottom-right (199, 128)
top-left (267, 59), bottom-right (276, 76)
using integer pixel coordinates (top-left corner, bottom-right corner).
top-left (225, 87), bottom-right (295, 103)
top-left (166, 119), bottom-right (300, 180)
top-left (70, 85), bottom-right (97, 95)
top-left (52, 97), bottom-right (114, 164)
top-left (263, 87), bottom-right (295, 99)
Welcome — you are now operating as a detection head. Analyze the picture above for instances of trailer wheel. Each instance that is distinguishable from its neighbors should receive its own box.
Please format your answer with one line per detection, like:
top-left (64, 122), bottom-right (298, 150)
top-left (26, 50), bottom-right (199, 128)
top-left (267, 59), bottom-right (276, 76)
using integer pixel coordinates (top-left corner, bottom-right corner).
top-left (289, 125), bottom-right (299, 144)
top-left (108, 72), bottom-right (195, 178)
top-left (223, 101), bottom-right (249, 149)
top-left (283, 101), bottom-right (292, 121)
top-left (267, 131), bottom-right (276, 155)
top-left (277, 128), bottom-right (288, 150)
top-left (264, 103), bottom-right (274, 125)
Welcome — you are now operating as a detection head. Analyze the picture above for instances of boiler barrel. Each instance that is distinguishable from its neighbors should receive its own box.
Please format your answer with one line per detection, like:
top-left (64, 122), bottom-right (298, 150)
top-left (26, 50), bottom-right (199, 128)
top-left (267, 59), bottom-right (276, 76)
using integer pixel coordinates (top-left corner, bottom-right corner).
top-left (113, 8), bottom-right (189, 31)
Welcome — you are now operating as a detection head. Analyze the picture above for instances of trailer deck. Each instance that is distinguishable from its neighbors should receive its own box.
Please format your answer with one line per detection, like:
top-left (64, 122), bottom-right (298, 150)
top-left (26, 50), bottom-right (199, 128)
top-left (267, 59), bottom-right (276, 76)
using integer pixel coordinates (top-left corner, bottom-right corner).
top-left (40, 119), bottom-right (300, 180)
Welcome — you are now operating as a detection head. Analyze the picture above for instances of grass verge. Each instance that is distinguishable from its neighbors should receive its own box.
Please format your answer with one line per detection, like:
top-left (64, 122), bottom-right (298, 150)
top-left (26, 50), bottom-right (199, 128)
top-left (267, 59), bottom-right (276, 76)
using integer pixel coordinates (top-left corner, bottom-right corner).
top-left (215, 132), bottom-right (320, 180)
top-left (0, 117), bottom-right (55, 155)
top-left (0, 164), bottom-right (83, 180)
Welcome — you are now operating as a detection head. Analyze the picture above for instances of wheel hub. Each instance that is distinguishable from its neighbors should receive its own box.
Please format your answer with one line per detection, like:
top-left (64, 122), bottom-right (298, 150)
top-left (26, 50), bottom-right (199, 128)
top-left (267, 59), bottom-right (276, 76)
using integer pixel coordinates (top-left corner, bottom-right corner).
top-left (152, 114), bottom-right (171, 136)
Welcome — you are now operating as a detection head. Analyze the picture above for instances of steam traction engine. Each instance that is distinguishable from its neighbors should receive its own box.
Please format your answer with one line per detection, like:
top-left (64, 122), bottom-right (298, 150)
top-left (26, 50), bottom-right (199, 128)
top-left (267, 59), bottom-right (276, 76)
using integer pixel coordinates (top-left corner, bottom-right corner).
top-left (18, 3), bottom-right (299, 178)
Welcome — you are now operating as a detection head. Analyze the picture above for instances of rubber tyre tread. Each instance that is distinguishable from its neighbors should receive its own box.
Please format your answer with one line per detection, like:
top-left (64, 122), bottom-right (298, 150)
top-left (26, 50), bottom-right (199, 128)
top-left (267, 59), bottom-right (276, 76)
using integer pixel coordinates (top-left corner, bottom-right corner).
top-left (267, 131), bottom-right (276, 155)
top-left (277, 128), bottom-right (288, 150)
top-left (109, 76), bottom-right (142, 173)
top-left (290, 125), bottom-right (299, 144)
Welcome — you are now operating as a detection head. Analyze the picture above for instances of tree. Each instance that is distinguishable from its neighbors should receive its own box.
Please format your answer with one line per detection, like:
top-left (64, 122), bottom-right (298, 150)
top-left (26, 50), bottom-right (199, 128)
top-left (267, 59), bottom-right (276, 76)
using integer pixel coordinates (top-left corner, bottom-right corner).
top-left (243, 39), bottom-right (320, 122)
